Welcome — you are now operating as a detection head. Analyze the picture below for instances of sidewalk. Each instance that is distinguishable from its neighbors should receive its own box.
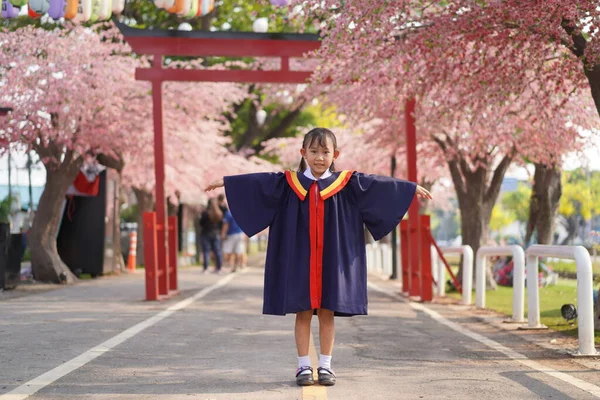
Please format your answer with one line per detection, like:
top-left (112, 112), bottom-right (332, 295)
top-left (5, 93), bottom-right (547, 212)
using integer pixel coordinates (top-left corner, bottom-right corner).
top-left (1, 255), bottom-right (600, 399)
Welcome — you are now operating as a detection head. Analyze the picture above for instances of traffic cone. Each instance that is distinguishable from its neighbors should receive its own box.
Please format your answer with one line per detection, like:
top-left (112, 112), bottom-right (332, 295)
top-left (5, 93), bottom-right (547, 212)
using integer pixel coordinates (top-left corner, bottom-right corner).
top-left (127, 231), bottom-right (137, 272)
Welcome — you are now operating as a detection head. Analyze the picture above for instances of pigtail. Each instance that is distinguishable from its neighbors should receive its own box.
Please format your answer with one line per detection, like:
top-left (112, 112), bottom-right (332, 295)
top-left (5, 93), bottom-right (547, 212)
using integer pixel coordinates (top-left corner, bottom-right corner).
top-left (297, 157), bottom-right (308, 172)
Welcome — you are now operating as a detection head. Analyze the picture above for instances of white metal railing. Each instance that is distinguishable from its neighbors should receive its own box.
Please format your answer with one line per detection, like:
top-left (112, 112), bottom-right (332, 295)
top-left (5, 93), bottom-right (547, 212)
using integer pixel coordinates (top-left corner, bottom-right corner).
top-left (526, 245), bottom-right (597, 356)
top-left (366, 243), bottom-right (392, 277)
top-left (439, 246), bottom-right (473, 305)
top-left (475, 246), bottom-right (525, 323)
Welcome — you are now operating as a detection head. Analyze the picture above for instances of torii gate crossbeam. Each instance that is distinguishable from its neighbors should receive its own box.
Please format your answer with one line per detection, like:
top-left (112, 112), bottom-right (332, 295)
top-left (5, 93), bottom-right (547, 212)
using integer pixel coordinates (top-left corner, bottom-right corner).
top-left (116, 21), bottom-right (430, 301)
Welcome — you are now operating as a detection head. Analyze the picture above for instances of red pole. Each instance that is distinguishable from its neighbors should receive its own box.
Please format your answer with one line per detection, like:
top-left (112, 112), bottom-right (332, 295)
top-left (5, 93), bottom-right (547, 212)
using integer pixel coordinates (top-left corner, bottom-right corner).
top-left (143, 212), bottom-right (159, 301)
top-left (420, 215), bottom-right (433, 301)
top-left (405, 98), bottom-right (421, 298)
top-left (400, 220), bottom-right (409, 294)
top-left (152, 55), bottom-right (169, 296)
top-left (168, 215), bottom-right (178, 291)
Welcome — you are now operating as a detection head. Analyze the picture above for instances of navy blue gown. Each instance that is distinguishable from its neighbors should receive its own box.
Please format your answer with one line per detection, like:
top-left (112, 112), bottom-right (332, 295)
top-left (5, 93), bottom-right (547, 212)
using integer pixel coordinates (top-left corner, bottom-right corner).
top-left (224, 170), bottom-right (416, 316)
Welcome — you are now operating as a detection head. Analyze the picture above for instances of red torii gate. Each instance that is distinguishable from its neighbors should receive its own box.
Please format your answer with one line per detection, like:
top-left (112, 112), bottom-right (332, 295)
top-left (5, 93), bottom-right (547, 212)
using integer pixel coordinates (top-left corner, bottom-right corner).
top-left (116, 22), bottom-right (436, 301)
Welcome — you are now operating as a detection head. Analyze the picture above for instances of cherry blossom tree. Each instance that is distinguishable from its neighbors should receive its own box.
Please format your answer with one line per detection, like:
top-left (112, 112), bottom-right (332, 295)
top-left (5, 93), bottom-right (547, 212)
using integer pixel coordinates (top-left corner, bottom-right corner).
top-left (311, 73), bottom-right (597, 284)
top-left (0, 26), bottom-right (145, 283)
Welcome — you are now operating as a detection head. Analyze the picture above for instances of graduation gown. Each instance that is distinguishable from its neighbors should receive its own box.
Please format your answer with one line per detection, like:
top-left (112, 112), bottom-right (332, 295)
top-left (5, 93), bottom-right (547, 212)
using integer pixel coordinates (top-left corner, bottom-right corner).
top-left (224, 170), bottom-right (416, 316)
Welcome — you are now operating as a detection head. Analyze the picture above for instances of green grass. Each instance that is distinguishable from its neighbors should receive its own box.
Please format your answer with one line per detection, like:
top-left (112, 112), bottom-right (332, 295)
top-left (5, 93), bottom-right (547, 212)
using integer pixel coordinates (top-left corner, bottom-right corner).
top-left (448, 279), bottom-right (600, 343)
top-left (545, 259), bottom-right (600, 276)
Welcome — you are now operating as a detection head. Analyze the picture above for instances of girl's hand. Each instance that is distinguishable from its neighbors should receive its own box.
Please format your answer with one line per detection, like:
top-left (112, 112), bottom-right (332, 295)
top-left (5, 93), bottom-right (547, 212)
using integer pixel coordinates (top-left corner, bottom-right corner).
top-left (416, 185), bottom-right (432, 199)
top-left (205, 179), bottom-right (224, 192)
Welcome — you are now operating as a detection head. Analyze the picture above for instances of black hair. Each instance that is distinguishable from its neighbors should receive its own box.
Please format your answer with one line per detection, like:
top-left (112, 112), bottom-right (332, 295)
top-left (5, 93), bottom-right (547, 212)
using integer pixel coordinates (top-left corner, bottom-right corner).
top-left (297, 127), bottom-right (338, 173)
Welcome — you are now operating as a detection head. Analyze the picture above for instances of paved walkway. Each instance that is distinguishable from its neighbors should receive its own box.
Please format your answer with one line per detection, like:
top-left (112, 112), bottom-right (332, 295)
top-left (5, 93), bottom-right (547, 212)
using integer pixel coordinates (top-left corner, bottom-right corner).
top-left (1, 255), bottom-right (600, 399)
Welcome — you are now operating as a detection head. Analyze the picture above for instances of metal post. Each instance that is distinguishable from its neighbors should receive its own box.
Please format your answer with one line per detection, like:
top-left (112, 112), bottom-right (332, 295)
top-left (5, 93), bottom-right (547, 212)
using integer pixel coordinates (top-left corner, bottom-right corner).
top-left (405, 98), bottom-right (420, 298)
top-left (390, 155), bottom-right (398, 279)
top-left (151, 55), bottom-right (169, 296)
top-left (420, 215), bottom-right (433, 301)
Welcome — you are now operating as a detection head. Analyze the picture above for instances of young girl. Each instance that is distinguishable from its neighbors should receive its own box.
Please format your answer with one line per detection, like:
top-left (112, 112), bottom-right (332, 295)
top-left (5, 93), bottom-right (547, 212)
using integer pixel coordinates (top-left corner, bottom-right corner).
top-left (205, 127), bottom-right (431, 387)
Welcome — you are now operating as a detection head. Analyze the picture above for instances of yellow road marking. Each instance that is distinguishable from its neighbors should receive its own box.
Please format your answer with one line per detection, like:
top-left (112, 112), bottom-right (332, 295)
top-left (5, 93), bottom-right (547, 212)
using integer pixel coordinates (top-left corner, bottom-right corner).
top-left (302, 332), bottom-right (327, 400)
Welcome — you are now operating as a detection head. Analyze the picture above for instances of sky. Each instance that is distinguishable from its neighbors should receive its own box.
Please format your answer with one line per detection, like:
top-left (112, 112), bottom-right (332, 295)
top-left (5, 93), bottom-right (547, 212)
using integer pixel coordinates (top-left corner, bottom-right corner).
top-left (0, 151), bottom-right (46, 187)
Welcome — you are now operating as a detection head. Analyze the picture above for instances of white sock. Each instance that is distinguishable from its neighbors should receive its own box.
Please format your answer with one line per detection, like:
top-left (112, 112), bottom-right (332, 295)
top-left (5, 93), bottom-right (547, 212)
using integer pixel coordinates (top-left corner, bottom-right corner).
top-left (319, 354), bottom-right (332, 373)
top-left (298, 355), bottom-right (312, 375)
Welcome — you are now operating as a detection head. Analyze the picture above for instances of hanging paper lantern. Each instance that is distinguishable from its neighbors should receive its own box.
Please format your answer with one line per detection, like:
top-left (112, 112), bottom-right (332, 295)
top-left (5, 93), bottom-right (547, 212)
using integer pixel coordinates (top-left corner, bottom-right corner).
top-left (177, 22), bottom-right (192, 30)
top-left (196, 0), bottom-right (213, 16)
top-left (269, 0), bottom-right (288, 6)
top-left (48, 0), bottom-right (66, 19)
top-left (89, 0), bottom-right (99, 22)
top-left (1, 0), bottom-right (20, 18)
top-left (89, 0), bottom-right (110, 21)
top-left (153, 0), bottom-right (173, 10)
top-left (183, 0), bottom-right (196, 18)
top-left (252, 17), bottom-right (268, 33)
top-left (97, 0), bottom-right (111, 20)
top-left (73, 0), bottom-right (92, 22)
top-left (29, 0), bottom-right (50, 15)
top-left (166, 0), bottom-right (183, 14)
top-left (63, 0), bottom-right (77, 18)
top-left (111, 0), bottom-right (123, 14)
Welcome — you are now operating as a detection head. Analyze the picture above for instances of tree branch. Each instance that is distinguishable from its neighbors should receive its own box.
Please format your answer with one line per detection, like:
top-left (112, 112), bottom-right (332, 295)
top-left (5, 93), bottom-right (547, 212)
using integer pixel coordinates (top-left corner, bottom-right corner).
top-left (97, 153), bottom-right (125, 173)
top-left (432, 135), bottom-right (466, 196)
top-left (560, 18), bottom-right (587, 60)
top-left (484, 150), bottom-right (514, 204)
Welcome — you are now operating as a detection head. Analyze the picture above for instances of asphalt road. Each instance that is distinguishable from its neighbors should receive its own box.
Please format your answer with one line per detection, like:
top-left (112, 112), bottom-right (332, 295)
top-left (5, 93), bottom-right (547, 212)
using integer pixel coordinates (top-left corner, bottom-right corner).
top-left (1, 258), bottom-right (600, 400)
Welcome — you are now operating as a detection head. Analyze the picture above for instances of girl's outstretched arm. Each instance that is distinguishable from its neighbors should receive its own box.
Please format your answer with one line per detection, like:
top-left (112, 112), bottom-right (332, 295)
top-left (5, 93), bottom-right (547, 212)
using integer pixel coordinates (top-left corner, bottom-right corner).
top-left (205, 179), bottom-right (224, 192)
top-left (415, 185), bottom-right (433, 199)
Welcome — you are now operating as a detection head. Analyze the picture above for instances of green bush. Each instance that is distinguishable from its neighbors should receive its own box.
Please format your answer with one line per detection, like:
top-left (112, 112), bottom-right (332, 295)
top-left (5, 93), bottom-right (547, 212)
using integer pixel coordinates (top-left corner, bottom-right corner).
top-left (0, 196), bottom-right (13, 224)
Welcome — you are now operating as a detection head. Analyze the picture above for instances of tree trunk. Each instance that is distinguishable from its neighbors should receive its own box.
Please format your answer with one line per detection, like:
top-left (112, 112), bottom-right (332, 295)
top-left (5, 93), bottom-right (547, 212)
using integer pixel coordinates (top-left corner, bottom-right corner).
top-left (560, 216), bottom-right (579, 245)
top-left (525, 163), bottom-right (562, 245)
top-left (433, 137), bottom-right (513, 291)
top-left (133, 187), bottom-right (154, 266)
top-left (29, 157), bottom-right (82, 283)
top-left (584, 63), bottom-right (600, 118)
top-left (239, 101), bottom-right (262, 151)
top-left (455, 172), bottom-right (497, 290)
top-left (97, 154), bottom-right (126, 272)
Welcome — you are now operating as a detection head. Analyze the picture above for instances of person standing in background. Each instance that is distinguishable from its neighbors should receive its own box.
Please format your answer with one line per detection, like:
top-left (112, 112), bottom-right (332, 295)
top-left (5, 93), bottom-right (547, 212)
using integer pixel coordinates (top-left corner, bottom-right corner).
top-left (221, 208), bottom-right (246, 272)
top-left (198, 199), bottom-right (224, 273)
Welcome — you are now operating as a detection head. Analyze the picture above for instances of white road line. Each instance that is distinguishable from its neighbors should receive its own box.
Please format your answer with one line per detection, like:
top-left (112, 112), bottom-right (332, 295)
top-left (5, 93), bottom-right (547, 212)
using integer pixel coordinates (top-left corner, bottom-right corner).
top-left (0, 273), bottom-right (238, 400)
top-left (368, 282), bottom-right (600, 399)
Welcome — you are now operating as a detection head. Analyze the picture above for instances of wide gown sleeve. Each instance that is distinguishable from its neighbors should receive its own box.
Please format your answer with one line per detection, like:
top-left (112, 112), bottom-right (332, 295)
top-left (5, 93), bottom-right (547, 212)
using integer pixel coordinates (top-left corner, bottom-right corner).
top-left (349, 172), bottom-right (417, 241)
top-left (223, 172), bottom-right (287, 237)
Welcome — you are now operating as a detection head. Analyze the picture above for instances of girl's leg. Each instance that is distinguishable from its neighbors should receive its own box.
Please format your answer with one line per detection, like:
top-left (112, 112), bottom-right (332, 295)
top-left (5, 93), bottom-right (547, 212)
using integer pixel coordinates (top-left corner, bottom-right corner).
top-left (316, 308), bottom-right (336, 385)
top-left (317, 308), bottom-right (335, 355)
top-left (295, 310), bottom-right (315, 385)
top-left (295, 310), bottom-right (313, 357)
